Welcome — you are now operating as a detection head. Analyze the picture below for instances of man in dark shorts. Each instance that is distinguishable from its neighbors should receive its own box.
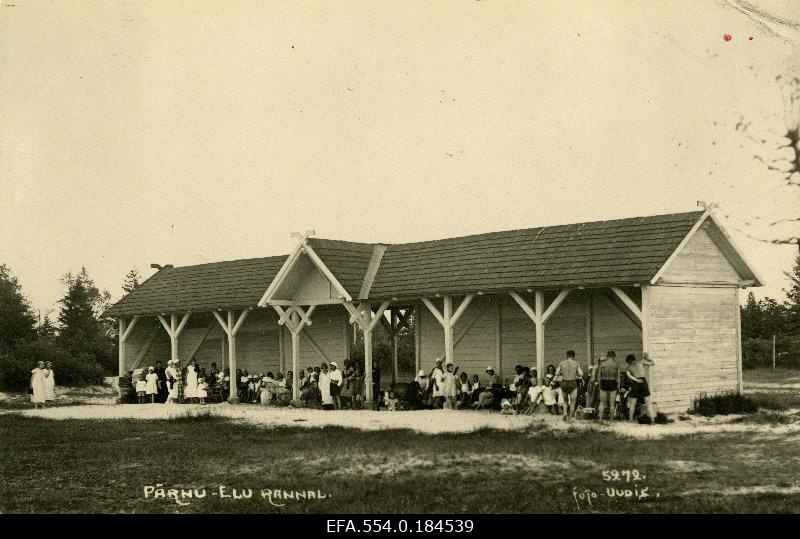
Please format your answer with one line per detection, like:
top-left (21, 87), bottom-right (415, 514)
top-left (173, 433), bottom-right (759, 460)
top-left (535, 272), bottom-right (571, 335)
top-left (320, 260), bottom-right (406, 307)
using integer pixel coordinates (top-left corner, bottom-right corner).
top-left (625, 353), bottom-right (656, 424)
top-left (555, 350), bottom-right (583, 421)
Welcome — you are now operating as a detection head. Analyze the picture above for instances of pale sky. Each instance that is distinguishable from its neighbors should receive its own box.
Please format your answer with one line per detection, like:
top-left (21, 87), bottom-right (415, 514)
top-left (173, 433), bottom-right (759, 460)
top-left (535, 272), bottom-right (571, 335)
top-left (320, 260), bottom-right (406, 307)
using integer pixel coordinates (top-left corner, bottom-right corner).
top-left (1, 0), bottom-right (799, 320)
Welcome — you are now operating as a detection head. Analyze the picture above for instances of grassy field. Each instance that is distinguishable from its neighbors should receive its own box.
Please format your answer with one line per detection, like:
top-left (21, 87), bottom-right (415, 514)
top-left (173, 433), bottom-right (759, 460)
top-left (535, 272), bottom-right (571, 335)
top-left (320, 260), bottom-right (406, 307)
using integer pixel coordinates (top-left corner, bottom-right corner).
top-left (0, 368), bottom-right (798, 514)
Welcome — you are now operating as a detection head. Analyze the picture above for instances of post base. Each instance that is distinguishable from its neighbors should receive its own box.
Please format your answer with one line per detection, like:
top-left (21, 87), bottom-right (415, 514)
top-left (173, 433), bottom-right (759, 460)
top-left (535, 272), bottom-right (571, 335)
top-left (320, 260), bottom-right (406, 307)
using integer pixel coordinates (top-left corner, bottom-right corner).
top-left (364, 400), bottom-right (376, 410)
top-left (227, 397), bottom-right (240, 405)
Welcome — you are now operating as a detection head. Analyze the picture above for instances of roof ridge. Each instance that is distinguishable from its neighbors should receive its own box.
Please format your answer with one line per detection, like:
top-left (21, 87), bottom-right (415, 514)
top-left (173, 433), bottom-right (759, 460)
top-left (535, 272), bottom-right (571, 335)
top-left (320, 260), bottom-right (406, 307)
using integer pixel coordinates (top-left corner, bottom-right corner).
top-left (381, 210), bottom-right (704, 248)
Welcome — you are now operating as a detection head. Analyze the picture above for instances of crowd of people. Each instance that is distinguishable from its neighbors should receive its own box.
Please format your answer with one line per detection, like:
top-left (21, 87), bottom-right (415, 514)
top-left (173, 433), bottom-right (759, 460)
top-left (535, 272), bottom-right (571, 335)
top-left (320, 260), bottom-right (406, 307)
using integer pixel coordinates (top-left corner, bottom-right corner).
top-left (115, 349), bottom-right (656, 423)
top-left (119, 357), bottom-right (372, 410)
top-left (393, 350), bottom-right (656, 423)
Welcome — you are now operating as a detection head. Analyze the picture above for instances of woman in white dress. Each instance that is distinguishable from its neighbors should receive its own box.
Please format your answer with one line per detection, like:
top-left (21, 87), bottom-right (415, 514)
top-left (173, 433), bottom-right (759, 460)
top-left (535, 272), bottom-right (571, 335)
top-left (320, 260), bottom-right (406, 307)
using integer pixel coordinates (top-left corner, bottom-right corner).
top-left (318, 363), bottom-right (333, 408)
top-left (44, 361), bottom-right (56, 402)
top-left (30, 361), bottom-right (47, 409)
top-left (184, 359), bottom-right (198, 403)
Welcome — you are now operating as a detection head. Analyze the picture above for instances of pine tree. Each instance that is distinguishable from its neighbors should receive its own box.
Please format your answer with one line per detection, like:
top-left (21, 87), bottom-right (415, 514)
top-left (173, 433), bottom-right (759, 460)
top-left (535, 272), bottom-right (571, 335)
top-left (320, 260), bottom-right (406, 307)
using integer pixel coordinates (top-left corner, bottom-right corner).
top-left (121, 268), bottom-right (141, 294)
top-left (56, 268), bottom-right (114, 369)
top-left (740, 292), bottom-right (763, 340)
top-left (0, 264), bottom-right (37, 350)
top-left (783, 254), bottom-right (800, 333)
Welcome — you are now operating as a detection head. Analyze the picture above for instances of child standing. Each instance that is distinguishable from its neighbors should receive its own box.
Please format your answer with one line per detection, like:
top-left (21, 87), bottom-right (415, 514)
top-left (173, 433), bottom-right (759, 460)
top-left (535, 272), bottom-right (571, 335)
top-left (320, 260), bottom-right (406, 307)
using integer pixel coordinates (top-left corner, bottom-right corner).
top-left (196, 376), bottom-right (208, 405)
top-left (44, 361), bottom-right (56, 403)
top-left (136, 373), bottom-right (147, 404)
top-left (458, 372), bottom-right (471, 408)
top-left (145, 366), bottom-right (158, 403)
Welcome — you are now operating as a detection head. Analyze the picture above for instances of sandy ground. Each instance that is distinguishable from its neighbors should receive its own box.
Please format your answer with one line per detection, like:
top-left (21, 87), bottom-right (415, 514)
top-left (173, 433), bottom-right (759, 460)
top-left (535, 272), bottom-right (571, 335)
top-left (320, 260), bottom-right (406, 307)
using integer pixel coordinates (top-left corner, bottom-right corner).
top-left (6, 401), bottom-right (799, 439)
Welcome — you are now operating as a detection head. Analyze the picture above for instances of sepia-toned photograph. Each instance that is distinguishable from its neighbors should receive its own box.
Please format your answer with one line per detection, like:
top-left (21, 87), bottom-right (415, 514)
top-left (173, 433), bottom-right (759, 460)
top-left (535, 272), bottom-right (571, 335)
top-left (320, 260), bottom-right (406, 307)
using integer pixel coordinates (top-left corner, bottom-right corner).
top-left (1, 0), bottom-right (799, 521)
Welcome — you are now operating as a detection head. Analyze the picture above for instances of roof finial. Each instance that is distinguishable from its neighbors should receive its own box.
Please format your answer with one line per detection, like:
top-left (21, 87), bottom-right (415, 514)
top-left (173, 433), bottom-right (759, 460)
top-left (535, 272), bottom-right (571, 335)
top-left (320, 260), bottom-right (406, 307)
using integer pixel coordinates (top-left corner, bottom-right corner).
top-left (290, 230), bottom-right (316, 244)
top-left (696, 200), bottom-right (718, 211)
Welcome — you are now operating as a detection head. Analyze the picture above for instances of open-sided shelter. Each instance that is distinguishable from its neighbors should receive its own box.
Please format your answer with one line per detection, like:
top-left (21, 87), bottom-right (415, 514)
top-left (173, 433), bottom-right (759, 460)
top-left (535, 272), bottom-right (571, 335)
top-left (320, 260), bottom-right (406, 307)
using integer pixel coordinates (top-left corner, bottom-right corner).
top-left (105, 208), bottom-right (763, 413)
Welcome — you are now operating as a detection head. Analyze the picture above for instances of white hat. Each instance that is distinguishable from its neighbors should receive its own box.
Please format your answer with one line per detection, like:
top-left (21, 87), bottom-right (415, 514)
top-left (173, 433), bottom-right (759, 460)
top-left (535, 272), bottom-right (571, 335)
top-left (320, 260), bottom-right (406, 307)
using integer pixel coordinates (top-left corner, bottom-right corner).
top-left (501, 398), bottom-right (511, 407)
top-left (435, 357), bottom-right (442, 363)
top-left (330, 361), bottom-right (338, 368)
top-left (486, 366), bottom-right (495, 372)
top-left (417, 369), bottom-right (426, 377)
top-left (446, 359), bottom-right (454, 366)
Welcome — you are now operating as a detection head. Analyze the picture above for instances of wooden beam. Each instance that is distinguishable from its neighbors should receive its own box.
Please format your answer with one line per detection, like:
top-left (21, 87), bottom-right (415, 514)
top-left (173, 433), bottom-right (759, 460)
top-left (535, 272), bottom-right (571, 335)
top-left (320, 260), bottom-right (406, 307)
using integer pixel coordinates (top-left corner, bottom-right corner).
top-left (211, 310), bottom-right (229, 335)
top-left (391, 310), bottom-right (399, 383)
top-left (157, 314), bottom-right (172, 336)
top-left (174, 312), bottom-right (192, 338)
top-left (443, 296), bottom-right (454, 365)
top-left (611, 287), bottom-right (643, 322)
top-left (184, 323), bottom-right (215, 361)
top-left (535, 290), bottom-right (545, 383)
top-left (450, 294), bottom-right (475, 326)
top-left (293, 305), bottom-right (315, 328)
top-left (366, 301), bottom-right (391, 332)
top-left (585, 292), bottom-right (594, 368)
top-left (302, 244), bottom-right (353, 302)
top-left (278, 322), bottom-right (285, 373)
top-left (226, 310), bottom-right (238, 403)
top-left (258, 242), bottom-right (305, 306)
top-left (734, 287), bottom-right (743, 394)
top-left (291, 312), bottom-right (301, 400)
top-left (230, 308), bottom-right (251, 336)
top-left (453, 298), bottom-right (491, 348)
top-left (495, 297), bottom-right (502, 373)
top-left (509, 291), bottom-right (539, 324)
top-left (606, 290), bottom-right (643, 331)
top-left (121, 315), bottom-right (140, 343)
top-left (301, 327), bottom-right (331, 363)
top-left (118, 319), bottom-right (127, 379)
top-left (414, 304), bottom-right (421, 374)
top-left (130, 324), bottom-right (159, 371)
top-left (420, 297), bottom-right (445, 326)
top-left (542, 289), bottom-right (570, 323)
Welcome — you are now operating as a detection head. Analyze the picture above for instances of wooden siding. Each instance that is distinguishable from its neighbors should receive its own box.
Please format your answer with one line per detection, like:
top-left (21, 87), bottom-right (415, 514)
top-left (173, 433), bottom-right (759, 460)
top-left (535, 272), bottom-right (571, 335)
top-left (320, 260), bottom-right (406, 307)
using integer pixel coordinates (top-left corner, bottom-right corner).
top-left (416, 291), bottom-right (642, 387)
top-left (647, 285), bottom-right (739, 414)
top-left (660, 228), bottom-right (741, 284)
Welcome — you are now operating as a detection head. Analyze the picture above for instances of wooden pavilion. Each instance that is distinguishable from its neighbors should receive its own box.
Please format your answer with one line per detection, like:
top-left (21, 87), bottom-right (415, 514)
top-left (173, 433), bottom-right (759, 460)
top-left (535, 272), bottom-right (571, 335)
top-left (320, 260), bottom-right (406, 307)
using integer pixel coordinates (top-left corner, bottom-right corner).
top-left (105, 208), bottom-right (763, 413)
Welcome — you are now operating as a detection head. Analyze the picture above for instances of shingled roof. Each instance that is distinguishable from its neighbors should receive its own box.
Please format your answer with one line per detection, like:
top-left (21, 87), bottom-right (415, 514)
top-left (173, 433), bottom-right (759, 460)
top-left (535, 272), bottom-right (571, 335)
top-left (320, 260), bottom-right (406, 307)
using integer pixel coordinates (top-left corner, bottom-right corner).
top-left (105, 256), bottom-right (287, 317)
top-left (106, 210), bottom-right (709, 317)
top-left (367, 211), bottom-right (705, 299)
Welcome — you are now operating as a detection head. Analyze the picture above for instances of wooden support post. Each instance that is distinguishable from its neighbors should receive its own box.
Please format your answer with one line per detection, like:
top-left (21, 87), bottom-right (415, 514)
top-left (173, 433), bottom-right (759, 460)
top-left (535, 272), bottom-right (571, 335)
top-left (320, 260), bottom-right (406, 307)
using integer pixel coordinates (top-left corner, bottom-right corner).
top-left (422, 294), bottom-right (474, 368)
top-left (391, 310), bottom-right (399, 383)
top-left (291, 312), bottom-right (301, 400)
top-left (585, 292), bottom-right (594, 368)
top-left (364, 318), bottom-right (374, 402)
top-left (271, 304), bottom-right (316, 400)
top-left (118, 318), bottom-right (127, 378)
top-left (157, 312), bottom-right (190, 365)
top-left (535, 291), bottom-right (545, 383)
top-left (343, 309), bottom-right (352, 360)
top-left (414, 304), bottom-right (421, 374)
top-left (641, 285), bottom-right (654, 404)
top-left (495, 297), bottom-right (502, 374)
top-left (342, 300), bottom-right (390, 405)
top-left (278, 323), bottom-right (285, 373)
top-left (212, 308), bottom-right (250, 403)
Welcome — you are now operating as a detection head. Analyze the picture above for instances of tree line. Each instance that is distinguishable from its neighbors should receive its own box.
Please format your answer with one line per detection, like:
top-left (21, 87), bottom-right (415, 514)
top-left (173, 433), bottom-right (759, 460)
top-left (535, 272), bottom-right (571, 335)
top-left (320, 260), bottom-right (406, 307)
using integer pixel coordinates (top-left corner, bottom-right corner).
top-left (0, 265), bottom-right (142, 390)
top-left (740, 255), bottom-right (800, 368)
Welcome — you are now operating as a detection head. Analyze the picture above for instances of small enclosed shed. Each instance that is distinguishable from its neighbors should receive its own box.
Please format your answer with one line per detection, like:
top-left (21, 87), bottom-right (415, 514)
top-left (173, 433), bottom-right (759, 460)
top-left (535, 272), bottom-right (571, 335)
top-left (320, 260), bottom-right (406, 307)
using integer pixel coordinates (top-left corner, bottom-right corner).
top-left (105, 209), bottom-right (763, 414)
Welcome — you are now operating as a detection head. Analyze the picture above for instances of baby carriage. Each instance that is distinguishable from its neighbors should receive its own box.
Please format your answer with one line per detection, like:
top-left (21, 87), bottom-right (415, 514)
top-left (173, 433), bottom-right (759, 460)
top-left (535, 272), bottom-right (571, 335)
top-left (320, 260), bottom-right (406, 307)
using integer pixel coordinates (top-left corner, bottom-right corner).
top-left (389, 381), bottom-right (424, 410)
